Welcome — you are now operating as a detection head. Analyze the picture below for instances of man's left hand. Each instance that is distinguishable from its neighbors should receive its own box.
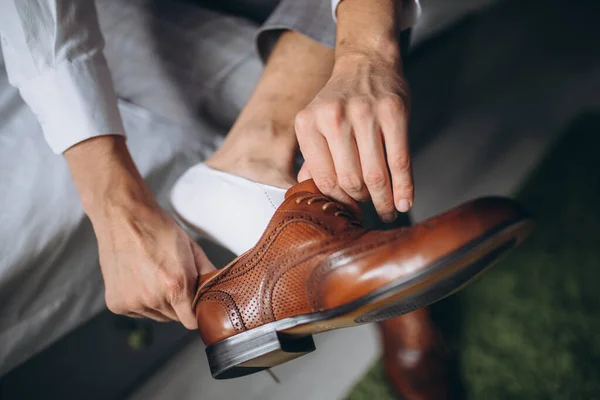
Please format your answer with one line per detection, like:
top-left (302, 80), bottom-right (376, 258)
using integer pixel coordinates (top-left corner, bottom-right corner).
top-left (295, 51), bottom-right (413, 223)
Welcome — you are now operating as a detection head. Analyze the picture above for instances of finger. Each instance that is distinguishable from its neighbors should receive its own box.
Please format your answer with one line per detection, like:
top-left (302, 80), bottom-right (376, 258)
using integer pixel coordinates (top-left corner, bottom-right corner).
top-left (377, 95), bottom-right (414, 213)
top-left (299, 131), bottom-right (360, 215)
top-left (125, 312), bottom-right (145, 319)
top-left (138, 308), bottom-right (171, 322)
top-left (315, 106), bottom-right (369, 202)
top-left (170, 241), bottom-right (212, 330)
top-left (158, 303), bottom-right (179, 321)
top-left (106, 275), bottom-right (177, 324)
top-left (136, 293), bottom-right (177, 321)
top-left (298, 163), bottom-right (311, 182)
top-left (295, 110), bottom-right (360, 215)
top-left (171, 283), bottom-right (198, 330)
top-left (297, 163), bottom-right (363, 220)
top-left (172, 299), bottom-right (197, 330)
top-left (347, 99), bottom-right (397, 223)
top-left (191, 240), bottom-right (216, 275)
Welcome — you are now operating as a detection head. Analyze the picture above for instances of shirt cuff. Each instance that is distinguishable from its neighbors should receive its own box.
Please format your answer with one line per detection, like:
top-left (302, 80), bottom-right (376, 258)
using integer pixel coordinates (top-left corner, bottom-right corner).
top-left (17, 52), bottom-right (125, 154)
top-left (331, 0), bottom-right (421, 31)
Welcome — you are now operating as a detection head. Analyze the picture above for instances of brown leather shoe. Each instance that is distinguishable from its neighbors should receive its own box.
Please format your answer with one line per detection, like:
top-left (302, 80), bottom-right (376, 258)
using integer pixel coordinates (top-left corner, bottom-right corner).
top-left (379, 310), bottom-right (451, 400)
top-left (193, 180), bottom-right (532, 379)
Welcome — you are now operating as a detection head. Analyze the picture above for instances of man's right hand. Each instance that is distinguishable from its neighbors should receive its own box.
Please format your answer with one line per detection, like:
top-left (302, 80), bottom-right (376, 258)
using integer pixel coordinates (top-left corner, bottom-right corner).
top-left (65, 136), bottom-right (215, 329)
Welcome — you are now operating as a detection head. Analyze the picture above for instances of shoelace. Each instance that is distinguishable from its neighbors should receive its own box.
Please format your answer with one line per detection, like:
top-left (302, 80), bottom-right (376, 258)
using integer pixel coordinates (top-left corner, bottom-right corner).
top-left (295, 194), bottom-right (361, 225)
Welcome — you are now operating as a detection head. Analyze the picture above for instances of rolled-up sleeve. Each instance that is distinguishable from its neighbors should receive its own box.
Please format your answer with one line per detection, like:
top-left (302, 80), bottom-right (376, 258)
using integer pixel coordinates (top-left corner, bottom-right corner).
top-left (256, 0), bottom-right (336, 62)
top-left (256, 0), bottom-right (421, 63)
top-left (0, 0), bottom-right (125, 154)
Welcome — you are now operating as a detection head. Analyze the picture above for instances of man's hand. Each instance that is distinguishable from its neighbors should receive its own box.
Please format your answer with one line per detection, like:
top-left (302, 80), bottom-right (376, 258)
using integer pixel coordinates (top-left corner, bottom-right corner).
top-left (296, 52), bottom-right (412, 222)
top-left (93, 198), bottom-right (213, 329)
top-left (295, 0), bottom-right (413, 223)
top-left (65, 136), bottom-right (215, 329)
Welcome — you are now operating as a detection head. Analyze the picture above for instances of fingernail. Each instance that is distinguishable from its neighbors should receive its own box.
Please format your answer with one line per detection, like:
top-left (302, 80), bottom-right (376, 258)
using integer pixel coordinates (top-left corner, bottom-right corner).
top-left (397, 199), bottom-right (412, 213)
top-left (381, 210), bottom-right (398, 223)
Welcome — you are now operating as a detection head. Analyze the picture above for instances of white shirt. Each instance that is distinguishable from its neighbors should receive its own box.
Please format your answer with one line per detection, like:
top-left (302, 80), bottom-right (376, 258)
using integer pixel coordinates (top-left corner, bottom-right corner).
top-left (0, 0), bottom-right (124, 154)
top-left (0, 0), bottom-right (420, 154)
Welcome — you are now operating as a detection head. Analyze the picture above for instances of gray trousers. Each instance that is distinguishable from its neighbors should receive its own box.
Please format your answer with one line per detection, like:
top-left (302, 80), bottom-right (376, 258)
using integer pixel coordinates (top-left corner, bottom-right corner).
top-left (99, 0), bottom-right (335, 138)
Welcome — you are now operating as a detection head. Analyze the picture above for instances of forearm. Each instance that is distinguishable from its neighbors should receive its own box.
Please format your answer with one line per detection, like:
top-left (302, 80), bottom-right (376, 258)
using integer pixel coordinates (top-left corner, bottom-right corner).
top-left (65, 135), bottom-right (212, 330)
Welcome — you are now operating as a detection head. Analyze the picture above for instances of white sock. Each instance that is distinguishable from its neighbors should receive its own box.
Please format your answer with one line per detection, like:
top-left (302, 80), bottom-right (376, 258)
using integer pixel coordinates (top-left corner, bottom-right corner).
top-left (170, 163), bottom-right (286, 256)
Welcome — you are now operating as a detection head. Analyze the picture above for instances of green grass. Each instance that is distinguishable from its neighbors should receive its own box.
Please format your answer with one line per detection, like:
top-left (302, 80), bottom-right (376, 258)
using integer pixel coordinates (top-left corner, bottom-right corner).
top-left (346, 113), bottom-right (600, 400)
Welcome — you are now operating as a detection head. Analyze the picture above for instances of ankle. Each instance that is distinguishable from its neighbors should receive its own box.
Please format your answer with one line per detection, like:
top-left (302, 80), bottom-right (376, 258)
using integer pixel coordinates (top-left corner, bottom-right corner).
top-left (206, 156), bottom-right (296, 189)
top-left (222, 121), bottom-right (297, 160)
top-left (206, 124), bottom-right (298, 188)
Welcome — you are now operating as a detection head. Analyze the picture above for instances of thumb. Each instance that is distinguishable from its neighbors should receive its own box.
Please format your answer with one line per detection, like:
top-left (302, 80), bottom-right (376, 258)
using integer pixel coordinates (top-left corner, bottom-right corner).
top-left (190, 240), bottom-right (216, 275)
top-left (298, 163), bottom-right (312, 182)
top-left (171, 240), bottom-right (215, 330)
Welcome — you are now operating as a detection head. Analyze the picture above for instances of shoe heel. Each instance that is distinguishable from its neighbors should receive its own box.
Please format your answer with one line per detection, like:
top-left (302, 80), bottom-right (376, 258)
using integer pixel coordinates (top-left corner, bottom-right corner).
top-left (206, 329), bottom-right (316, 379)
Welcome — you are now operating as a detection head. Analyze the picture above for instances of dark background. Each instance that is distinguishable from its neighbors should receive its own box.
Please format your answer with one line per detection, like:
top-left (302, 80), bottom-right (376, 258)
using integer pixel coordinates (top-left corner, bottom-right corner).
top-left (2, 0), bottom-right (599, 399)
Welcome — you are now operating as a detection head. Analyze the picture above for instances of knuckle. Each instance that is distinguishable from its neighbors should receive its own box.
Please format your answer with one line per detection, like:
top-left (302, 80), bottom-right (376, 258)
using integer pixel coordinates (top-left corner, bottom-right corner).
top-left (318, 102), bottom-right (343, 125)
top-left (314, 173), bottom-right (338, 194)
top-left (295, 110), bottom-right (313, 133)
top-left (140, 289), bottom-right (161, 310)
top-left (105, 296), bottom-right (122, 314)
top-left (106, 294), bottom-right (130, 315)
top-left (347, 98), bottom-right (373, 120)
top-left (394, 180), bottom-right (414, 195)
top-left (389, 153), bottom-right (411, 172)
top-left (162, 274), bottom-right (185, 300)
top-left (377, 94), bottom-right (404, 114)
top-left (338, 174), bottom-right (366, 195)
top-left (144, 299), bottom-right (162, 312)
top-left (364, 171), bottom-right (388, 189)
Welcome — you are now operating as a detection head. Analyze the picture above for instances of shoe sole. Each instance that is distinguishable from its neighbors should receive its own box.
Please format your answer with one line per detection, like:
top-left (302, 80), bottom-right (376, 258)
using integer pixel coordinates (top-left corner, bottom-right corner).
top-left (178, 209), bottom-right (532, 379)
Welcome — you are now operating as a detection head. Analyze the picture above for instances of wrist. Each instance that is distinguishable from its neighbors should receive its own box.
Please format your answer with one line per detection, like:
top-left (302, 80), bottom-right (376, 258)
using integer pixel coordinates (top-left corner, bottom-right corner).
top-left (213, 121), bottom-right (297, 171)
top-left (335, 0), bottom-right (401, 64)
top-left (333, 49), bottom-right (401, 79)
top-left (335, 36), bottom-right (400, 66)
top-left (64, 135), bottom-right (156, 220)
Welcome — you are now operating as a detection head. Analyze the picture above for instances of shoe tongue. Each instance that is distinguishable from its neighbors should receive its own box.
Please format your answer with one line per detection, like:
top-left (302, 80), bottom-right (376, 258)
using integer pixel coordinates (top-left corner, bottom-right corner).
top-left (285, 179), bottom-right (322, 199)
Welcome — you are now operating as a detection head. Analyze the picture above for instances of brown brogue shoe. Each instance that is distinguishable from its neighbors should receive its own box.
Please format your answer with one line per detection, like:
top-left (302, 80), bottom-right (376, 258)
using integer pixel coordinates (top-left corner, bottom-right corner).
top-left (193, 180), bottom-right (532, 379)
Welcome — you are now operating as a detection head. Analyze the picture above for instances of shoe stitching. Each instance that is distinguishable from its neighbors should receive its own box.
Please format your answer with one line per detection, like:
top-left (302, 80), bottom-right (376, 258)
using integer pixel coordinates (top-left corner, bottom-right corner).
top-left (233, 215), bottom-right (333, 279)
top-left (199, 290), bottom-right (246, 332)
top-left (198, 296), bottom-right (240, 333)
top-left (226, 217), bottom-right (337, 324)
top-left (267, 233), bottom-right (367, 313)
top-left (261, 232), bottom-right (328, 323)
top-left (194, 203), bottom-right (390, 304)
top-left (199, 223), bottom-right (366, 326)
top-left (307, 230), bottom-right (409, 309)
top-left (257, 230), bottom-right (366, 320)
top-left (199, 217), bottom-right (352, 325)
top-left (197, 195), bottom-right (367, 326)
top-left (266, 259), bottom-right (318, 321)
top-left (198, 217), bottom-right (297, 294)
top-left (252, 181), bottom-right (278, 209)
top-left (201, 215), bottom-right (334, 288)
